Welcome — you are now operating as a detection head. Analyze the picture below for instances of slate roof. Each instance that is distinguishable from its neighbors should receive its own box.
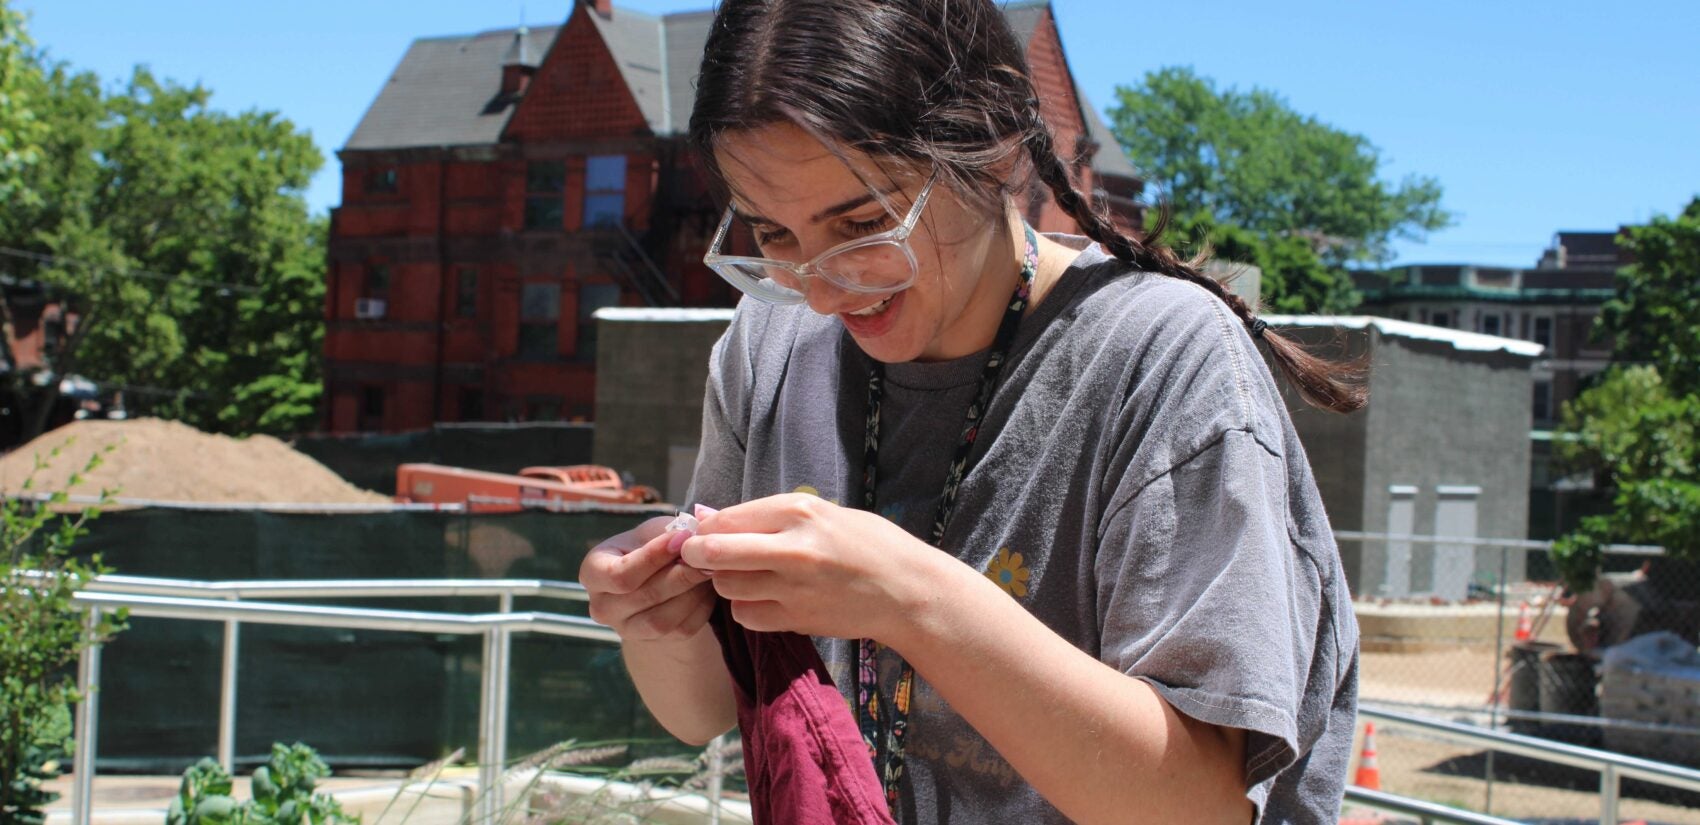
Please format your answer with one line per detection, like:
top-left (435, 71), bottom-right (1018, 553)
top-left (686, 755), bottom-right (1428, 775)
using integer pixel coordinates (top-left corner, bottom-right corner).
top-left (344, 1), bottom-right (1138, 181)
top-left (345, 25), bottom-right (562, 150)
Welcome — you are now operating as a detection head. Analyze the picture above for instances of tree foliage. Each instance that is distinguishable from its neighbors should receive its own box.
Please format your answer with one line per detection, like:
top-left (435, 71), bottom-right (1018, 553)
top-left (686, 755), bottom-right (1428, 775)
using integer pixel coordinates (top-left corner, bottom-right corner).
top-left (1552, 198), bottom-right (1700, 590)
top-left (0, 15), bottom-right (325, 440)
top-left (0, 0), bottom-right (43, 206)
top-left (1163, 209), bottom-right (1360, 314)
top-left (1109, 66), bottom-right (1452, 278)
top-left (1, 442), bottom-right (127, 824)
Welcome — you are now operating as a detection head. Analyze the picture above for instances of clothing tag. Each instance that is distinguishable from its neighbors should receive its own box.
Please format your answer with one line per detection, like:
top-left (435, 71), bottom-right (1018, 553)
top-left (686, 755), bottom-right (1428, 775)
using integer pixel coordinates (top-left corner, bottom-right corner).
top-left (666, 511), bottom-right (700, 535)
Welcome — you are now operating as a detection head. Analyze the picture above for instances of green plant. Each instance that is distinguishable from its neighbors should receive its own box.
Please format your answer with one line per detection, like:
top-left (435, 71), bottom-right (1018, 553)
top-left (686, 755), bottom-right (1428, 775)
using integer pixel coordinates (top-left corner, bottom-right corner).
top-left (0, 440), bottom-right (125, 824)
top-left (1552, 199), bottom-right (1700, 591)
top-left (168, 743), bottom-right (358, 825)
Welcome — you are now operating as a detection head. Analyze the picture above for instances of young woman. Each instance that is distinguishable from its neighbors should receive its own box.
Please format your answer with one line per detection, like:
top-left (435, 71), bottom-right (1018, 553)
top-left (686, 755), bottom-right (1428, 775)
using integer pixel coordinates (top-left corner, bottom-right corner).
top-left (580, 1), bottom-right (1362, 822)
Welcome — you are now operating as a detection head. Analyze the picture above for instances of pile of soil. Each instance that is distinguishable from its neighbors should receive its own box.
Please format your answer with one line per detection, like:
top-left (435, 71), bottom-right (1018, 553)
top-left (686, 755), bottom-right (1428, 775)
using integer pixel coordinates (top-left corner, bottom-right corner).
top-left (0, 418), bottom-right (389, 506)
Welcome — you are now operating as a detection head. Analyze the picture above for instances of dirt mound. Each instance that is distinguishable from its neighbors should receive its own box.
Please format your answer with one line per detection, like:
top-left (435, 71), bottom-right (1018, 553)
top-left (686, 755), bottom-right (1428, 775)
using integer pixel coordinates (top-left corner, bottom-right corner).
top-left (0, 418), bottom-right (389, 506)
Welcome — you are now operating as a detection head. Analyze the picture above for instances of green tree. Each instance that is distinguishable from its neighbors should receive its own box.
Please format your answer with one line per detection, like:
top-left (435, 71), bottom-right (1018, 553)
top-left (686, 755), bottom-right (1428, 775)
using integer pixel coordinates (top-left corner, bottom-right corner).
top-left (0, 53), bottom-right (325, 439)
top-left (0, 0), bottom-right (43, 207)
top-left (1109, 66), bottom-right (1452, 292)
top-left (1164, 209), bottom-right (1360, 314)
top-left (1551, 198), bottom-right (1700, 590)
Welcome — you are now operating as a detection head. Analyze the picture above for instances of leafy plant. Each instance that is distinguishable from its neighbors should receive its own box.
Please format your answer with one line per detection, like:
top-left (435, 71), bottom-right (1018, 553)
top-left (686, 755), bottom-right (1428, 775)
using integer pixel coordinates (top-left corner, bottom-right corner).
top-left (1552, 199), bottom-right (1700, 590)
top-left (168, 743), bottom-right (358, 825)
top-left (0, 440), bottom-right (125, 824)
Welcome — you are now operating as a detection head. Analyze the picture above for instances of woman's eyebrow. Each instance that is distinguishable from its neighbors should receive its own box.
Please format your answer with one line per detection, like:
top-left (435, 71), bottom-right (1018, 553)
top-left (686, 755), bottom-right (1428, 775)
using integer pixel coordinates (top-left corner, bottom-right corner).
top-left (734, 189), bottom-right (894, 227)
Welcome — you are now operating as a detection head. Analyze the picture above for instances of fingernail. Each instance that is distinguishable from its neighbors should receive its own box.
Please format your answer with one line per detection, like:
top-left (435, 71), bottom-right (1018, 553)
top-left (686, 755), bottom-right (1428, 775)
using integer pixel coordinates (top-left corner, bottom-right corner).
top-left (694, 503), bottom-right (719, 520)
top-left (666, 530), bottom-right (689, 554)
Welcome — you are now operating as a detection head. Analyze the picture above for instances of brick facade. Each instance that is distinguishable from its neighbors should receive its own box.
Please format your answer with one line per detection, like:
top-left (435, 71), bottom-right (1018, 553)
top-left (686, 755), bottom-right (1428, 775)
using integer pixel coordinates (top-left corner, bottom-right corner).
top-left (325, 0), bottom-right (1139, 433)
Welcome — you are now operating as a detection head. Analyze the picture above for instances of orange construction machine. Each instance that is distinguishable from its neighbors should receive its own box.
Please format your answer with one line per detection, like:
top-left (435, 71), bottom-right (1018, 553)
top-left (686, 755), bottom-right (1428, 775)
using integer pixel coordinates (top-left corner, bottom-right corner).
top-left (395, 464), bottom-right (663, 512)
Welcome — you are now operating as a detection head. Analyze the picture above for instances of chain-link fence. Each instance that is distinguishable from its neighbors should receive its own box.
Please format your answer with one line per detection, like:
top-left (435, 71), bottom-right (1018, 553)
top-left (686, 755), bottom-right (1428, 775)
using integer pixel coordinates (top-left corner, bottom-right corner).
top-left (1342, 530), bottom-right (1700, 821)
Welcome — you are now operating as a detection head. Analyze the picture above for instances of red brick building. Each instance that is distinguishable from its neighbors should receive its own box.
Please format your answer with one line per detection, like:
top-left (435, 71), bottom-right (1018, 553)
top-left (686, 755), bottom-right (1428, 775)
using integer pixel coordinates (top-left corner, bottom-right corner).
top-left (325, 0), bottom-right (1143, 432)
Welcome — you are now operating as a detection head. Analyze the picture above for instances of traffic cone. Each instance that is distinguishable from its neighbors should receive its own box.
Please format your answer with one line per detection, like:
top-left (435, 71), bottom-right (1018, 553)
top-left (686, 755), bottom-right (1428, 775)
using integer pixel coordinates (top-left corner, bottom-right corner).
top-left (1353, 722), bottom-right (1382, 791)
top-left (1514, 600), bottom-right (1533, 642)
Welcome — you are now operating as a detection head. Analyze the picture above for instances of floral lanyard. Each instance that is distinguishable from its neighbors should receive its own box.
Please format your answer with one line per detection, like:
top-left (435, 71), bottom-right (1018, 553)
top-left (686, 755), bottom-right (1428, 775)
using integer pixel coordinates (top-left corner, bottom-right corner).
top-left (855, 222), bottom-right (1038, 812)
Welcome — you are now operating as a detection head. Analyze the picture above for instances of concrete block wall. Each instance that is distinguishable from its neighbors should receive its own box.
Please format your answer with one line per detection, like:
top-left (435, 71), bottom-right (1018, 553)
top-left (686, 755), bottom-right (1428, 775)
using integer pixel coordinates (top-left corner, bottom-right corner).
top-left (591, 309), bottom-right (734, 504)
top-left (1275, 320), bottom-right (1536, 597)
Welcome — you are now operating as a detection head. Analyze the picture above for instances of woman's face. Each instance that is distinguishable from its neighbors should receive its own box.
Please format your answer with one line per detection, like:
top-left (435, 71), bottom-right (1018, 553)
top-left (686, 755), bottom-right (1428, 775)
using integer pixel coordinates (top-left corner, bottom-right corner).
top-left (715, 122), bottom-right (1016, 363)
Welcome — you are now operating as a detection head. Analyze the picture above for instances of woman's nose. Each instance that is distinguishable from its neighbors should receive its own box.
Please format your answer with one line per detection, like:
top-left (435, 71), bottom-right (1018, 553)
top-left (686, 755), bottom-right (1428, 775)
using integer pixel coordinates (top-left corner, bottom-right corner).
top-left (803, 281), bottom-right (855, 316)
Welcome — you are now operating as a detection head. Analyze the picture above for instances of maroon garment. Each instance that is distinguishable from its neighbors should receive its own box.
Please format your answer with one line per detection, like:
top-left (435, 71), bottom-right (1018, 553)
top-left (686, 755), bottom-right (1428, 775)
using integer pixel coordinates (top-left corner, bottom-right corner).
top-left (710, 600), bottom-right (897, 825)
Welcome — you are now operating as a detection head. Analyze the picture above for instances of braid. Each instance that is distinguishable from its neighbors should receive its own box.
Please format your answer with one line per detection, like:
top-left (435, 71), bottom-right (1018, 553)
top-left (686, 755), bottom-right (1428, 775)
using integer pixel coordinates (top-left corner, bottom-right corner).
top-left (1021, 109), bottom-right (1367, 414)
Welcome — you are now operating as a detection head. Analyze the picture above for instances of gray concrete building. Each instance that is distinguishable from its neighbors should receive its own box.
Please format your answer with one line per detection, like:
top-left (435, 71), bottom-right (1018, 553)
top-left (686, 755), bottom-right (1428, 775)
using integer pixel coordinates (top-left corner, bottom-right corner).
top-left (1270, 316), bottom-right (1542, 597)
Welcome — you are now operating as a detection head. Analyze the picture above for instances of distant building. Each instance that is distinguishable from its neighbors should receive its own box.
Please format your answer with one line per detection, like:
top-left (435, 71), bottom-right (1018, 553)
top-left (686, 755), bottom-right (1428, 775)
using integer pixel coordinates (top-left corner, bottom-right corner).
top-left (1354, 231), bottom-right (1626, 540)
top-left (1353, 231), bottom-right (1622, 430)
top-left (325, 0), bottom-right (1145, 433)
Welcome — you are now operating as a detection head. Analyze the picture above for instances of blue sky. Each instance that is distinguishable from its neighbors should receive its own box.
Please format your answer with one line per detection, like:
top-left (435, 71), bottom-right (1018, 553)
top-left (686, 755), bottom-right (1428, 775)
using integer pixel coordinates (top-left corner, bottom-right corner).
top-left (16, 0), bottom-right (1700, 267)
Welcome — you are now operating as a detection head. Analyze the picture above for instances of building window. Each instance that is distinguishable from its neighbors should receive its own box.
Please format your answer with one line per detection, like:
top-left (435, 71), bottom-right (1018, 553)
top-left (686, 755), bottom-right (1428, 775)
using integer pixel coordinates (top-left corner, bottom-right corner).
top-left (577, 283), bottom-right (622, 361)
top-left (359, 385), bottom-right (385, 431)
top-left (524, 160), bottom-right (565, 231)
top-left (1532, 380), bottom-right (1553, 422)
top-left (457, 268), bottom-right (478, 319)
top-left (364, 168), bottom-right (398, 193)
top-left (459, 387), bottom-right (484, 422)
top-left (583, 155), bottom-right (627, 227)
top-left (365, 264), bottom-right (391, 298)
top-left (1533, 316), bottom-right (1553, 348)
top-left (518, 282), bottom-right (561, 359)
top-left (1393, 309), bottom-right (1409, 321)
top-left (1481, 314), bottom-right (1501, 336)
top-left (1431, 311), bottom-right (1450, 328)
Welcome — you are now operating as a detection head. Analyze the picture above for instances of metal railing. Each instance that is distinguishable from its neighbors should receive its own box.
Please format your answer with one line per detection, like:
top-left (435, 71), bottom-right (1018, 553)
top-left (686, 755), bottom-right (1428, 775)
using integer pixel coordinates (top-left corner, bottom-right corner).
top-left (65, 576), bottom-right (617, 825)
top-left (1360, 704), bottom-right (1700, 824)
top-left (1334, 530), bottom-right (1666, 557)
top-left (1341, 786), bottom-right (1523, 825)
top-left (67, 572), bottom-right (1700, 825)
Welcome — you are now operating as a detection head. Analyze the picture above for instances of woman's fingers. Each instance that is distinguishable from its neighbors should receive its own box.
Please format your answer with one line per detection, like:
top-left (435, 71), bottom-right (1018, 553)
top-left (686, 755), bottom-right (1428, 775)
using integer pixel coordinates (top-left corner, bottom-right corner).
top-left (585, 528), bottom-right (686, 595)
top-left (591, 515), bottom-right (675, 555)
top-left (728, 599), bottom-right (788, 633)
top-left (588, 561), bottom-right (711, 631)
top-left (679, 530), bottom-right (804, 573)
top-left (622, 579), bottom-right (717, 640)
top-left (695, 492), bottom-right (821, 536)
top-left (706, 569), bottom-right (783, 602)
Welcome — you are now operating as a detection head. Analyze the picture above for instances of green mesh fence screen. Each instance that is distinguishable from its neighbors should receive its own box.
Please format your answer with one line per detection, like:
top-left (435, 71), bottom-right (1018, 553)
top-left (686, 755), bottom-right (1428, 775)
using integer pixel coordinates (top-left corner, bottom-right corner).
top-left (71, 506), bottom-right (682, 773)
top-left (290, 423), bottom-right (596, 496)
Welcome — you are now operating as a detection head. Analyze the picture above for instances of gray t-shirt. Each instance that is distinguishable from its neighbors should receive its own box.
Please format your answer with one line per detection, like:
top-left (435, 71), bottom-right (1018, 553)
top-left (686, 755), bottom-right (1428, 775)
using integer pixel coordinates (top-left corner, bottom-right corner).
top-left (686, 237), bottom-right (1359, 824)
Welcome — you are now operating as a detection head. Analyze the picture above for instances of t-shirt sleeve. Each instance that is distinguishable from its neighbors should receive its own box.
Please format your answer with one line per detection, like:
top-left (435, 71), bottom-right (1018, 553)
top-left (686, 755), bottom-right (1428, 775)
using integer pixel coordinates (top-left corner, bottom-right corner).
top-left (684, 303), bottom-right (756, 511)
top-left (1096, 427), bottom-right (1319, 814)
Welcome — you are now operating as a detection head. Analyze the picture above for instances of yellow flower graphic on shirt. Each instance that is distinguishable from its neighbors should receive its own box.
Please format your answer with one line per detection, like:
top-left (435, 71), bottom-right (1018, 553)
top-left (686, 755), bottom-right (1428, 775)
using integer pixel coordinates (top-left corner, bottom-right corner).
top-left (985, 547), bottom-right (1030, 598)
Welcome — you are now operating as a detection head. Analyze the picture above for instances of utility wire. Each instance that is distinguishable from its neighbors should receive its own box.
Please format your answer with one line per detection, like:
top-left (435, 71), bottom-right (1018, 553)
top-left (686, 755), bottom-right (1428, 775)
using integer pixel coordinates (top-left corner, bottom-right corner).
top-left (0, 246), bottom-right (265, 295)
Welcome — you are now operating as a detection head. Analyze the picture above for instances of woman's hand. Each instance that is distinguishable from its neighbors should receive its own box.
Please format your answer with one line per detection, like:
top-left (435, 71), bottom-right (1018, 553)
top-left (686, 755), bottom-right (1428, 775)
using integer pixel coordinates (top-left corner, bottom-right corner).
top-left (580, 516), bottom-right (716, 642)
top-left (679, 493), bottom-right (939, 643)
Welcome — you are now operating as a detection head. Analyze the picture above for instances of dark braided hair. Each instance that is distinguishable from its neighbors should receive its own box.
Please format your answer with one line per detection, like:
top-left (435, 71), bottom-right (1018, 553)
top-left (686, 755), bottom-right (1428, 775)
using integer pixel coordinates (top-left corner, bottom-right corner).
top-left (1019, 103), bottom-right (1366, 413)
top-left (690, 0), bottom-right (1366, 413)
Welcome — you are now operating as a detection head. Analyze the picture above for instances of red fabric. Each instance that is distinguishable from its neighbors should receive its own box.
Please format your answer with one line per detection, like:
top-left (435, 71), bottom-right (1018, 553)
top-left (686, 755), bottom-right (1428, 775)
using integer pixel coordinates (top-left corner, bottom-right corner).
top-left (710, 600), bottom-right (897, 825)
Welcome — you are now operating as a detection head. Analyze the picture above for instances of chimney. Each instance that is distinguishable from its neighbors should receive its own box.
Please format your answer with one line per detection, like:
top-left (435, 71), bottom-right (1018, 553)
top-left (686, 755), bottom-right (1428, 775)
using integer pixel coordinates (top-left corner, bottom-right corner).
top-left (584, 0), bottom-right (613, 19)
top-left (501, 26), bottom-right (538, 97)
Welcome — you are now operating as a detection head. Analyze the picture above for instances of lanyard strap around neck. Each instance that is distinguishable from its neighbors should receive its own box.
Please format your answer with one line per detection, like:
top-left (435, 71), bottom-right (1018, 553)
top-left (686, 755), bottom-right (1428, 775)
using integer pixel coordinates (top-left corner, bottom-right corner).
top-left (856, 222), bottom-right (1039, 813)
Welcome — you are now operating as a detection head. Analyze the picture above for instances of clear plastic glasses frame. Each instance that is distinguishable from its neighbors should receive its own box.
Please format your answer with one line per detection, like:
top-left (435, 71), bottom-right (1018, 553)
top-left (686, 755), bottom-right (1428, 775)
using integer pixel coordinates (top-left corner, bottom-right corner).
top-left (702, 175), bottom-right (937, 305)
